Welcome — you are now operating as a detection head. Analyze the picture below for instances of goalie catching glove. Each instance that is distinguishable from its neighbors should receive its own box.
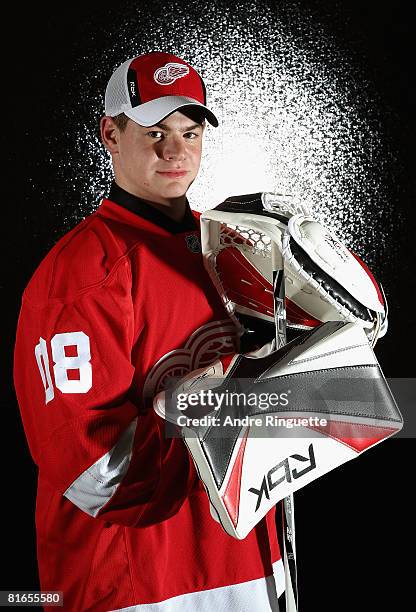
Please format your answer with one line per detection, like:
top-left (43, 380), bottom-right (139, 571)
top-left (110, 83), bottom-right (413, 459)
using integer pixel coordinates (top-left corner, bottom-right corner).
top-left (154, 320), bottom-right (402, 539)
top-left (200, 192), bottom-right (387, 345)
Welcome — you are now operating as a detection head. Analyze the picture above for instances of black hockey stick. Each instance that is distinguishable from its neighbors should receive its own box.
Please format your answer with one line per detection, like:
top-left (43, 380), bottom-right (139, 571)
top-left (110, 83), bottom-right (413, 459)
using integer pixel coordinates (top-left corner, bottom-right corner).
top-left (272, 246), bottom-right (299, 612)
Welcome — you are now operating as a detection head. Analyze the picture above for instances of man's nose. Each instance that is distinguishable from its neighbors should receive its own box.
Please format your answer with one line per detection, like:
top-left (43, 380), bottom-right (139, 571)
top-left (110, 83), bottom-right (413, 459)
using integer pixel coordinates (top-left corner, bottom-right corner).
top-left (160, 136), bottom-right (186, 161)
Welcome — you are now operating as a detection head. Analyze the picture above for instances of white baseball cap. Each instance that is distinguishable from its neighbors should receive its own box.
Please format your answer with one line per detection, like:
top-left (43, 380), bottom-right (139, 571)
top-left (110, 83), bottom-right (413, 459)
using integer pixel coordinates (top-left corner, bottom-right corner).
top-left (105, 51), bottom-right (219, 127)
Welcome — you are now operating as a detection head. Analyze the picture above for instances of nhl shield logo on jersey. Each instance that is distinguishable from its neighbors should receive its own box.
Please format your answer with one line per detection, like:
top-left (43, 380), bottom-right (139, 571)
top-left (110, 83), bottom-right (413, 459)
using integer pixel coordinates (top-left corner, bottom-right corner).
top-left (154, 62), bottom-right (190, 85)
top-left (185, 235), bottom-right (201, 253)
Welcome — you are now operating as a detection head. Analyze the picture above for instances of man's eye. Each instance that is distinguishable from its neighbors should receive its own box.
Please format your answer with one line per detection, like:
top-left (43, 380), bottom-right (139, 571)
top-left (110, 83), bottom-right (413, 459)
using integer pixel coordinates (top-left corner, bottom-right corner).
top-left (184, 132), bottom-right (198, 139)
top-left (147, 131), bottom-right (164, 138)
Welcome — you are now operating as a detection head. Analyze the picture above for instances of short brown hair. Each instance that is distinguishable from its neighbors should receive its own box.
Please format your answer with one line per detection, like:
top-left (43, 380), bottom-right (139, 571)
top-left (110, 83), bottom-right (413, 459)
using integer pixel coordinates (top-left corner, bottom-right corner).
top-left (111, 113), bottom-right (130, 132)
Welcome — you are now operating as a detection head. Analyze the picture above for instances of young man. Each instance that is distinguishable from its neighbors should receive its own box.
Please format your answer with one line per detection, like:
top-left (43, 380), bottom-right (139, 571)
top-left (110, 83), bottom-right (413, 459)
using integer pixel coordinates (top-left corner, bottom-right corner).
top-left (14, 52), bottom-right (283, 611)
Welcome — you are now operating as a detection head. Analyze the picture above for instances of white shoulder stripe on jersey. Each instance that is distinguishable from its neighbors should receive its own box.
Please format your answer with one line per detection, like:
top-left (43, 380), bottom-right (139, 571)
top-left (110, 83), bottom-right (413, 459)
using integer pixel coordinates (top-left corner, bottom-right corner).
top-left (63, 418), bottom-right (137, 517)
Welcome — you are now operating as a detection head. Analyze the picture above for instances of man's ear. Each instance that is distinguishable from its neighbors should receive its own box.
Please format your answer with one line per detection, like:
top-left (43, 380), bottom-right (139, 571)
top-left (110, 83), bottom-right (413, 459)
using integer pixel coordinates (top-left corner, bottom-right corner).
top-left (100, 116), bottom-right (121, 154)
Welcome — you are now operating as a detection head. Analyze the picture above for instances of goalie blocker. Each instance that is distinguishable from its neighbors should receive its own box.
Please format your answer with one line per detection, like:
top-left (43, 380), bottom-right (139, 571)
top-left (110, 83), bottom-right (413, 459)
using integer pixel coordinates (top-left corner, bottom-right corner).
top-left (154, 321), bottom-right (402, 540)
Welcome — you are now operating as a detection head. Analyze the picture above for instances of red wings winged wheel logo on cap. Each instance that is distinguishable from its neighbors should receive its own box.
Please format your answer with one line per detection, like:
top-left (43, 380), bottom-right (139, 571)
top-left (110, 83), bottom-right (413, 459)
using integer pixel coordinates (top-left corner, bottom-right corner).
top-left (154, 62), bottom-right (190, 85)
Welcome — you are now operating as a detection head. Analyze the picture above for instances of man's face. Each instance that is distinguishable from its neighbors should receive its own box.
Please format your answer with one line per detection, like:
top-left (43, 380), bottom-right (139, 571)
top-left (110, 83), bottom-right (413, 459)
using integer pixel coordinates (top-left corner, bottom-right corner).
top-left (106, 110), bottom-right (205, 205)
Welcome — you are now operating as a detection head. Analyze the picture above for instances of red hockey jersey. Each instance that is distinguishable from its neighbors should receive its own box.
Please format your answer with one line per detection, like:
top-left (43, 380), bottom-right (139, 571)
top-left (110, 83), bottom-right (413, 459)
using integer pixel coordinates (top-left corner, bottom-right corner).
top-left (14, 183), bottom-right (283, 611)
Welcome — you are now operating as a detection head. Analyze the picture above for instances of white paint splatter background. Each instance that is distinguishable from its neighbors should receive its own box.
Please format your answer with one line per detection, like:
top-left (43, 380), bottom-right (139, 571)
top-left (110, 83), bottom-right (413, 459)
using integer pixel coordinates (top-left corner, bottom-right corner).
top-left (46, 0), bottom-right (403, 277)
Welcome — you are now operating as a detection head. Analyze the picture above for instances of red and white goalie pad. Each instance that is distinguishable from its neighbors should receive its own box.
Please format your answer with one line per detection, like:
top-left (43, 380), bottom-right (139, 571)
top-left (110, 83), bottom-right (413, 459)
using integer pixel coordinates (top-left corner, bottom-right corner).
top-left (154, 321), bottom-right (402, 539)
top-left (200, 193), bottom-right (387, 344)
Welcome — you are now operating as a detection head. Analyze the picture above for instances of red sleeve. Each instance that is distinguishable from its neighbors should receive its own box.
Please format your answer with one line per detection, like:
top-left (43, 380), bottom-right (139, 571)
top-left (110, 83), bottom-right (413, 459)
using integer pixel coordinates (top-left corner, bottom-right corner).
top-left (14, 252), bottom-right (197, 527)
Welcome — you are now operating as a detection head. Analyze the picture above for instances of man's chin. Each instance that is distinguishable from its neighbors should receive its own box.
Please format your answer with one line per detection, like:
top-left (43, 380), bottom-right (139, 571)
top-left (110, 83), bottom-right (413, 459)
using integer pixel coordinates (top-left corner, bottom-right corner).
top-left (160, 185), bottom-right (190, 200)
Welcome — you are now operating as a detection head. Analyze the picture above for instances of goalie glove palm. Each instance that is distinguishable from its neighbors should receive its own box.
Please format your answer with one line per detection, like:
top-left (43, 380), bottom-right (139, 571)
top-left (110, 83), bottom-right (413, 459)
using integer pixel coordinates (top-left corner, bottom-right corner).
top-left (200, 192), bottom-right (387, 345)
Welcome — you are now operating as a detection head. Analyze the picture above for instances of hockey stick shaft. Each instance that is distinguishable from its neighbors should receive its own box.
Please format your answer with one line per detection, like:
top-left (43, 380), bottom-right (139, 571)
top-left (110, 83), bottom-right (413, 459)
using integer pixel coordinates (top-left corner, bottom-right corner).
top-left (272, 244), bottom-right (299, 612)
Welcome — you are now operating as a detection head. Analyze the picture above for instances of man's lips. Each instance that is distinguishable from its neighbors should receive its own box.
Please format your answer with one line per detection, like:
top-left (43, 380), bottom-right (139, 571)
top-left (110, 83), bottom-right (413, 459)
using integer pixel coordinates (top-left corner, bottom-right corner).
top-left (157, 170), bottom-right (188, 178)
